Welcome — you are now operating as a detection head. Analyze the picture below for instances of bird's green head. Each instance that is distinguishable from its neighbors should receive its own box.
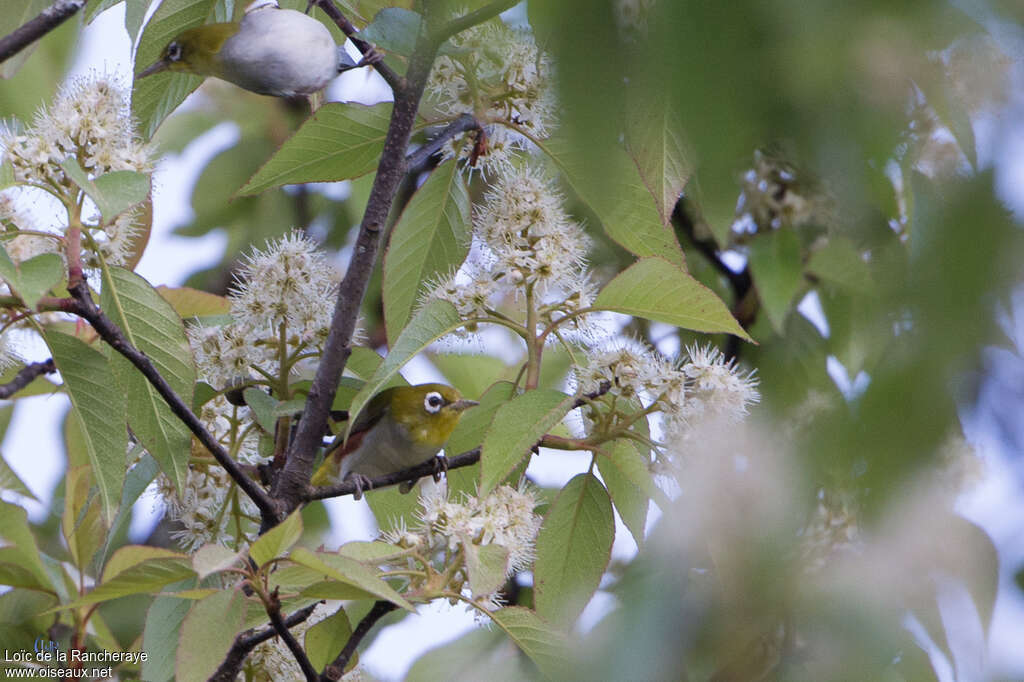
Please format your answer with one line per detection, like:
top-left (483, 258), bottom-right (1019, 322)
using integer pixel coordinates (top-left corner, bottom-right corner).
top-left (388, 384), bottom-right (478, 449)
top-left (138, 23), bottom-right (239, 79)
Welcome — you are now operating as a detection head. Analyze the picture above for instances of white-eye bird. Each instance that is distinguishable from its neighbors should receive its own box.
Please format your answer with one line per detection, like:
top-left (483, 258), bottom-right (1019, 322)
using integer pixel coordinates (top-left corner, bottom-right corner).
top-left (138, 2), bottom-right (361, 97)
top-left (312, 384), bottom-right (478, 498)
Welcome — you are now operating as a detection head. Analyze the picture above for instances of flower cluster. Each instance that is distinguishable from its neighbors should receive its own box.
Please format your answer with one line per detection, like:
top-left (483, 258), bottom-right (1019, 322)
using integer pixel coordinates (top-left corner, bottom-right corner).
top-left (0, 76), bottom-right (154, 268)
top-left (382, 484), bottom-right (542, 608)
top-left (244, 604), bottom-right (363, 681)
top-left (155, 463), bottom-right (259, 553)
top-left (426, 20), bottom-right (555, 174)
top-left (731, 149), bottom-right (824, 238)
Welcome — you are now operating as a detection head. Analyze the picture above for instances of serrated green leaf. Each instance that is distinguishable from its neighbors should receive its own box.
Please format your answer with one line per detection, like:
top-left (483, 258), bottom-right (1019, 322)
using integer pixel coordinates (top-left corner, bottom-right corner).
top-left (249, 510), bottom-right (303, 567)
top-left (594, 257), bottom-right (753, 342)
top-left (596, 440), bottom-right (650, 547)
top-left (237, 102), bottom-right (393, 196)
top-left (143, 586), bottom-right (195, 682)
top-left (156, 285), bottom-right (231, 317)
top-left (132, 0), bottom-right (215, 137)
top-left (360, 7), bottom-right (422, 56)
top-left (346, 299), bottom-right (463, 438)
top-left (536, 134), bottom-right (686, 267)
top-left (305, 607), bottom-right (353, 674)
top-left (365, 480), bottom-right (423, 533)
top-left (125, 0), bottom-right (152, 43)
top-left (806, 237), bottom-right (875, 295)
top-left (336, 540), bottom-right (410, 562)
top-left (100, 266), bottom-right (195, 495)
top-left (429, 353), bottom-right (509, 401)
top-left (191, 544), bottom-right (242, 579)
top-left (0, 501), bottom-right (51, 590)
top-left (289, 547), bottom-right (414, 611)
top-left (85, 0), bottom-right (123, 23)
top-left (625, 89), bottom-right (693, 225)
top-left (60, 159), bottom-right (150, 223)
top-left (479, 389), bottom-right (574, 495)
top-left (0, 451), bottom-right (37, 501)
top-left (243, 387), bottom-right (278, 433)
top-left (383, 161), bottom-right (470, 343)
top-left (44, 331), bottom-right (127, 522)
top-left (533, 473), bottom-right (614, 628)
top-left (0, 245), bottom-right (63, 310)
top-left (176, 587), bottom-right (246, 682)
top-left (747, 228), bottom-right (803, 334)
top-left (488, 607), bottom-right (570, 679)
top-left (57, 547), bottom-right (194, 609)
top-left (465, 543), bottom-right (508, 599)
top-left (61, 466), bottom-right (106, 572)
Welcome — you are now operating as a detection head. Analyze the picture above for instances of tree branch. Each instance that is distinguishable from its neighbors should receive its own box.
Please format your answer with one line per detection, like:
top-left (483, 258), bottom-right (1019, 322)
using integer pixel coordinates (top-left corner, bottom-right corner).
top-left (65, 281), bottom-right (280, 523)
top-left (0, 359), bottom-right (55, 399)
top-left (305, 382), bottom-right (611, 501)
top-left (405, 113), bottom-right (481, 168)
top-left (432, 0), bottom-right (518, 45)
top-left (0, 0), bottom-right (87, 65)
top-left (310, 0), bottom-right (402, 91)
top-left (321, 600), bottom-right (397, 681)
top-left (266, 589), bottom-right (318, 682)
top-left (271, 11), bottom-right (443, 515)
top-left (209, 603), bottom-right (321, 682)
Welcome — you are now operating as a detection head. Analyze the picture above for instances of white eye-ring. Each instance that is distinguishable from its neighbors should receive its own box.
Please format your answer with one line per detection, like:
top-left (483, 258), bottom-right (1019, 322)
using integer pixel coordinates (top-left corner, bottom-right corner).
top-left (424, 391), bottom-right (444, 414)
top-left (167, 42), bottom-right (183, 61)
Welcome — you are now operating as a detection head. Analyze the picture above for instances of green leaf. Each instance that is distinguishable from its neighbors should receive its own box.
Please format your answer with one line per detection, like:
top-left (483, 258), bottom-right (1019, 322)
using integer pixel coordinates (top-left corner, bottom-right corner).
top-left (125, 0), bottom-right (152, 44)
top-left (0, 245), bottom-right (63, 310)
top-left (747, 228), bottom-right (803, 334)
top-left (156, 285), bottom-right (231, 318)
top-left (0, 159), bottom-right (16, 190)
top-left (0, 451), bottom-right (37, 501)
top-left (806, 237), bottom-right (875, 295)
top-left (60, 159), bottom-right (150, 223)
top-left (305, 607), bottom-right (353, 674)
top-left (100, 266), bottom-right (196, 495)
top-left (445, 381), bottom-right (517, 499)
top-left (360, 7), bottom-right (422, 56)
top-left (61, 466), bottom-right (107, 572)
top-left (142, 584), bottom-right (196, 682)
top-left (383, 161), bottom-right (470, 343)
top-left (596, 440), bottom-right (650, 547)
top-left (243, 387), bottom-right (278, 433)
top-left (44, 331), bottom-right (128, 522)
top-left (237, 102), bottom-right (393, 196)
top-left (0, 501), bottom-right (51, 590)
top-left (625, 89), bottom-right (693, 225)
top-left (132, 0), bottom-right (215, 137)
top-left (488, 607), bottom-right (570, 679)
top-left (59, 547), bottom-right (194, 609)
top-left (191, 544), bottom-right (242, 579)
top-left (176, 587), bottom-right (247, 682)
top-left (365, 480), bottom-right (425, 533)
top-left (336, 540), bottom-right (409, 562)
top-left (479, 389), bottom-right (575, 495)
top-left (594, 257), bottom-right (753, 342)
top-left (85, 0), bottom-right (123, 23)
top-left (536, 134), bottom-right (686, 267)
top-left (464, 543), bottom-right (509, 599)
top-left (249, 510), bottom-right (303, 567)
top-left (533, 473), bottom-right (614, 628)
top-left (346, 299), bottom-right (463, 438)
top-left (429, 353), bottom-right (509, 401)
top-left (0, 0), bottom-right (50, 78)
top-left (289, 547), bottom-right (414, 611)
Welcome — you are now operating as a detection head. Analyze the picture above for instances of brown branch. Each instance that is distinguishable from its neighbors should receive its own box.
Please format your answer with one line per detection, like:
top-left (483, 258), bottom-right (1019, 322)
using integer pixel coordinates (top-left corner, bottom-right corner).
top-left (432, 0), bottom-right (518, 45)
top-left (210, 603), bottom-right (321, 682)
top-left (405, 113), bottom-right (481, 168)
top-left (266, 589), bottom-right (318, 681)
top-left (271, 10), bottom-right (443, 515)
top-left (0, 359), bottom-right (55, 399)
top-left (65, 281), bottom-right (280, 523)
top-left (0, 0), bottom-right (87, 65)
top-left (305, 382), bottom-right (612, 501)
top-left (310, 0), bottom-right (402, 91)
top-left (321, 600), bottom-right (397, 681)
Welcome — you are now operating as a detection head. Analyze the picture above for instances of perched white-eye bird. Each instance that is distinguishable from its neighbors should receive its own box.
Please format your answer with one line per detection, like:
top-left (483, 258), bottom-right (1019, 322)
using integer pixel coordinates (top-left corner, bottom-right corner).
top-left (138, 1), bottom-right (361, 97)
top-left (312, 384), bottom-right (478, 498)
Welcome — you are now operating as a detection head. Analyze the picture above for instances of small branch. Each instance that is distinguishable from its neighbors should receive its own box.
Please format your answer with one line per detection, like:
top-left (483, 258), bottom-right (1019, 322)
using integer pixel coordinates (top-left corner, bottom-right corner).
top-left (432, 0), bottom-right (518, 45)
top-left (0, 359), bottom-right (55, 399)
top-left (405, 113), bottom-right (481, 168)
top-left (266, 589), bottom-right (318, 682)
top-left (209, 603), bottom-right (320, 682)
top-left (306, 382), bottom-right (612, 501)
top-left (321, 601), bottom-right (398, 681)
top-left (65, 281), bottom-right (280, 523)
top-left (310, 0), bottom-right (402, 91)
top-left (0, 0), bottom-right (87, 65)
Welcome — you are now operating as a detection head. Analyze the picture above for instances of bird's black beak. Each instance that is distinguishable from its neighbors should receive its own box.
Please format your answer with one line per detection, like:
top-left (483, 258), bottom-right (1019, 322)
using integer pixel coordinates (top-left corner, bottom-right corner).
top-left (138, 59), bottom-right (169, 79)
top-left (450, 399), bottom-right (479, 412)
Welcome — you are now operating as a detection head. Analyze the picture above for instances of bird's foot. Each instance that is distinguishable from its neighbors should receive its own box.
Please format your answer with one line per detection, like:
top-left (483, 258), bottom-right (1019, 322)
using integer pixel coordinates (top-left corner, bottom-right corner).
top-left (357, 47), bottom-right (383, 68)
top-left (431, 454), bottom-right (449, 483)
top-left (346, 473), bottom-right (374, 500)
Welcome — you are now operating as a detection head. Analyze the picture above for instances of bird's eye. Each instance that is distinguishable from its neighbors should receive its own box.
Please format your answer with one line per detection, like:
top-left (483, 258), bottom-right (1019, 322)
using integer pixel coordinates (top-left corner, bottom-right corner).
top-left (167, 42), bottom-right (183, 62)
top-left (424, 391), bottom-right (445, 414)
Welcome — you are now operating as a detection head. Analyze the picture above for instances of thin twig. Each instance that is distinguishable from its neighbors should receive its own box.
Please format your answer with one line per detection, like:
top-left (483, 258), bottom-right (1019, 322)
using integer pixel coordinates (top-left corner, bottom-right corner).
top-left (0, 359), bottom-right (55, 399)
top-left (0, 0), bottom-right (87, 65)
top-left (321, 601), bottom-right (398, 681)
top-left (65, 281), bottom-right (280, 523)
top-left (266, 589), bottom-right (318, 681)
top-left (310, 0), bottom-right (402, 90)
top-left (209, 603), bottom-right (321, 682)
top-left (305, 382), bottom-right (612, 501)
top-left (405, 113), bottom-right (481, 168)
top-left (432, 0), bottom-right (518, 45)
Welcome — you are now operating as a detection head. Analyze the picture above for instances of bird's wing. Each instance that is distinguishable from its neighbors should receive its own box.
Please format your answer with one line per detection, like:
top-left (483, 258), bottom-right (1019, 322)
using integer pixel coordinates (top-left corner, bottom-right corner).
top-left (327, 388), bottom-right (393, 460)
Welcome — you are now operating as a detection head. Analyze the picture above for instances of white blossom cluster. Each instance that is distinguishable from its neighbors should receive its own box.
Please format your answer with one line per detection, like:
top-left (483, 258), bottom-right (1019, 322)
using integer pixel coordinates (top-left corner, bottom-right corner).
top-left (424, 165), bottom-right (593, 333)
top-left (0, 76), bottom-right (154, 267)
top-left (383, 484), bottom-right (542, 607)
top-left (244, 604), bottom-right (363, 682)
top-left (426, 19), bottom-right (555, 174)
top-left (155, 464), bottom-right (259, 553)
top-left (732, 149), bottom-right (823, 237)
